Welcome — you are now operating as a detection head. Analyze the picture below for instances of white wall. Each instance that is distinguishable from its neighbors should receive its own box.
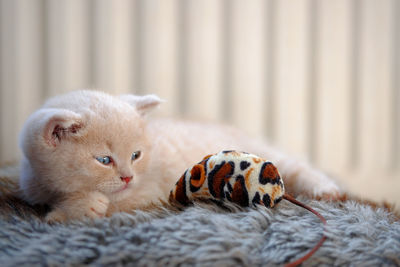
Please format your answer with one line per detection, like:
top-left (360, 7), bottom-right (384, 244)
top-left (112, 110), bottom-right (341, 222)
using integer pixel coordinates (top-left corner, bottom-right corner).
top-left (0, 0), bottom-right (399, 206)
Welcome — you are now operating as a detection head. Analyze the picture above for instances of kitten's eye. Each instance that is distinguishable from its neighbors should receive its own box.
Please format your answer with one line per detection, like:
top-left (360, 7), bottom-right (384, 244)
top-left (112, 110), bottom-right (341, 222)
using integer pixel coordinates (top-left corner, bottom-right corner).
top-left (131, 151), bottom-right (141, 161)
top-left (96, 156), bottom-right (112, 165)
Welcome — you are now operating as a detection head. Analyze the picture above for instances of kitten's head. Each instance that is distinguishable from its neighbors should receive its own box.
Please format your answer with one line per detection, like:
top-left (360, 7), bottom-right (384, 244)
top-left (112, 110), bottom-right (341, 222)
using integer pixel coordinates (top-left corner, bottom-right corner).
top-left (19, 90), bottom-right (162, 204)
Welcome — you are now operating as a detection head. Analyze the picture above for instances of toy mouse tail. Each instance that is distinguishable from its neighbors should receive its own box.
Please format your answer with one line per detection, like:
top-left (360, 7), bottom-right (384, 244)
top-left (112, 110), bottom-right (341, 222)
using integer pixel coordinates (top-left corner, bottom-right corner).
top-left (283, 193), bottom-right (327, 225)
top-left (283, 193), bottom-right (327, 267)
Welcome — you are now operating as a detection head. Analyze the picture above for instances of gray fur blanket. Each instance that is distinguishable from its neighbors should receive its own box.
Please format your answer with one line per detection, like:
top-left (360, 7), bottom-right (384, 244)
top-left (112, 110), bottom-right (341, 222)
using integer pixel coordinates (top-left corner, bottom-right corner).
top-left (0, 166), bottom-right (399, 266)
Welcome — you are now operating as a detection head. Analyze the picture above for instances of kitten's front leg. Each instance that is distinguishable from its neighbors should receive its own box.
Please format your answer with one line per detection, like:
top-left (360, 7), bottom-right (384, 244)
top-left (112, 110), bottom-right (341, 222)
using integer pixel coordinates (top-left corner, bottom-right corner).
top-left (45, 191), bottom-right (110, 223)
top-left (250, 142), bottom-right (341, 198)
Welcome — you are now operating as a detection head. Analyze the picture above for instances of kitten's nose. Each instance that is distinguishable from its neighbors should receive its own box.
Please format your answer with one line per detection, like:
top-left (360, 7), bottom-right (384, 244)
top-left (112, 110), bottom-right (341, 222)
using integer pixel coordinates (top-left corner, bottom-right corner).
top-left (120, 176), bottom-right (133, 184)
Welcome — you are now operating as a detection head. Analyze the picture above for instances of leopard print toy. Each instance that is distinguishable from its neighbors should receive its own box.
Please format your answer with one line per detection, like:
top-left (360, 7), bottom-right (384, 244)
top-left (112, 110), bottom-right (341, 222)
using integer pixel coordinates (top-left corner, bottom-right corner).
top-left (169, 150), bottom-right (327, 267)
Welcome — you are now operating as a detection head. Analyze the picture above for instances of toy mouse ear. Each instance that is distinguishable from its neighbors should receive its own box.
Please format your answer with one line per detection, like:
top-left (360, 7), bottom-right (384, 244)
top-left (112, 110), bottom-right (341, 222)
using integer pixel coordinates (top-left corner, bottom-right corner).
top-left (119, 94), bottom-right (163, 116)
top-left (42, 109), bottom-right (85, 147)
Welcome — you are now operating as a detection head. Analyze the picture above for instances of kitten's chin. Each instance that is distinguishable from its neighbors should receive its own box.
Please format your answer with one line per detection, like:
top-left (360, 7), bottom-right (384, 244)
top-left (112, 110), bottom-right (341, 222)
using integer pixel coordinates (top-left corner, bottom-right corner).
top-left (113, 183), bottom-right (130, 194)
top-left (108, 185), bottom-right (134, 202)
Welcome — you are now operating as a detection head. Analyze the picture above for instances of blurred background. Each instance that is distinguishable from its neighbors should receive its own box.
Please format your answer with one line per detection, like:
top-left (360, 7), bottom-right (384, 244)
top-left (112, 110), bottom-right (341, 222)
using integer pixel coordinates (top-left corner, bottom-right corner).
top-left (0, 0), bottom-right (399, 206)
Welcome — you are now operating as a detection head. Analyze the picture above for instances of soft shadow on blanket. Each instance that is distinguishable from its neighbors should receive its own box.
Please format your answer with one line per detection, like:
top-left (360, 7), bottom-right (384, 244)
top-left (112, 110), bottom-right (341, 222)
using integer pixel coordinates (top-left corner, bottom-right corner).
top-left (0, 166), bottom-right (399, 266)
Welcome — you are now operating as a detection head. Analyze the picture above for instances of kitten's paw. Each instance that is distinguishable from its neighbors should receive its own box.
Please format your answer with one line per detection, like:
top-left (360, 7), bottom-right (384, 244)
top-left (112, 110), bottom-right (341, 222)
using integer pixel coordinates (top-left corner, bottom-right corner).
top-left (84, 192), bottom-right (110, 219)
top-left (291, 167), bottom-right (341, 200)
top-left (306, 171), bottom-right (341, 200)
top-left (311, 181), bottom-right (341, 200)
top-left (45, 209), bottom-right (67, 224)
top-left (44, 191), bottom-right (110, 223)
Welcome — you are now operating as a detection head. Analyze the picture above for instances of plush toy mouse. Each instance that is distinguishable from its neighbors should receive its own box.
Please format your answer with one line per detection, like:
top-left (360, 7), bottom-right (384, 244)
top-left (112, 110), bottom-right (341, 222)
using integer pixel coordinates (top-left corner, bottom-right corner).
top-left (169, 150), bottom-right (327, 267)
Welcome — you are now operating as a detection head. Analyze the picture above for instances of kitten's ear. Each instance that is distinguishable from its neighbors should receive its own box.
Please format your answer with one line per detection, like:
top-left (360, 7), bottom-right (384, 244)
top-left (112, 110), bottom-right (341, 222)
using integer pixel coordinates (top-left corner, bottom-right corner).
top-left (119, 94), bottom-right (163, 116)
top-left (42, 109), bottom-right (85, 147)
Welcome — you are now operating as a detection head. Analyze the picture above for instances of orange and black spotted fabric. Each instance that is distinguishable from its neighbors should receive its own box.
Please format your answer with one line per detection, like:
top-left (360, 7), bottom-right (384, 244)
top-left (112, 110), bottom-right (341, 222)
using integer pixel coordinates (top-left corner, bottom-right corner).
top-left (169, 150), bottom-right (285, 208)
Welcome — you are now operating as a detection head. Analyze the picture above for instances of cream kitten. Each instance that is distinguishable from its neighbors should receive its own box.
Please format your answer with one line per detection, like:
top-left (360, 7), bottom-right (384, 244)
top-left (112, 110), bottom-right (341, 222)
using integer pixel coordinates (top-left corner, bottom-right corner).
top-left (19, 90), bottom-right (340, 222)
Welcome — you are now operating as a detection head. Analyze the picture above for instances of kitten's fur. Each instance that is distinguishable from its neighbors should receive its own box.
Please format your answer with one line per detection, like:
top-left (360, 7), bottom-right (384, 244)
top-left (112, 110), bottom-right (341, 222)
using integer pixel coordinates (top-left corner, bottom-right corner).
top-left (19, 90), bottom-right (340, 222)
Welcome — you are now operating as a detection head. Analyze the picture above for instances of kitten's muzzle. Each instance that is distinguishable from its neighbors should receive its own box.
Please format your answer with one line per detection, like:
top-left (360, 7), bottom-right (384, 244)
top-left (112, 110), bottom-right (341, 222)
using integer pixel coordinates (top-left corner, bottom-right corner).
top-left (120, 176), bottom-right (133, 184)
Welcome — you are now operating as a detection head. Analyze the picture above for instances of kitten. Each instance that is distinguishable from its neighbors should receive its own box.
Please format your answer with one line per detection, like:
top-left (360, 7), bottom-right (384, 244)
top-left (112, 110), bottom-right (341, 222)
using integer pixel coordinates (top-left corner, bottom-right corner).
top-left (19, 90), bottom-right (340, 222)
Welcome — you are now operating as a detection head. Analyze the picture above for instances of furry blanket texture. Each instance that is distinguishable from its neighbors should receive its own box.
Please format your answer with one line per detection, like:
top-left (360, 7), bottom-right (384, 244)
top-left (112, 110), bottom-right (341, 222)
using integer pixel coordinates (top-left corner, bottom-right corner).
top-left (0, 165), bottom-right (399, 266)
